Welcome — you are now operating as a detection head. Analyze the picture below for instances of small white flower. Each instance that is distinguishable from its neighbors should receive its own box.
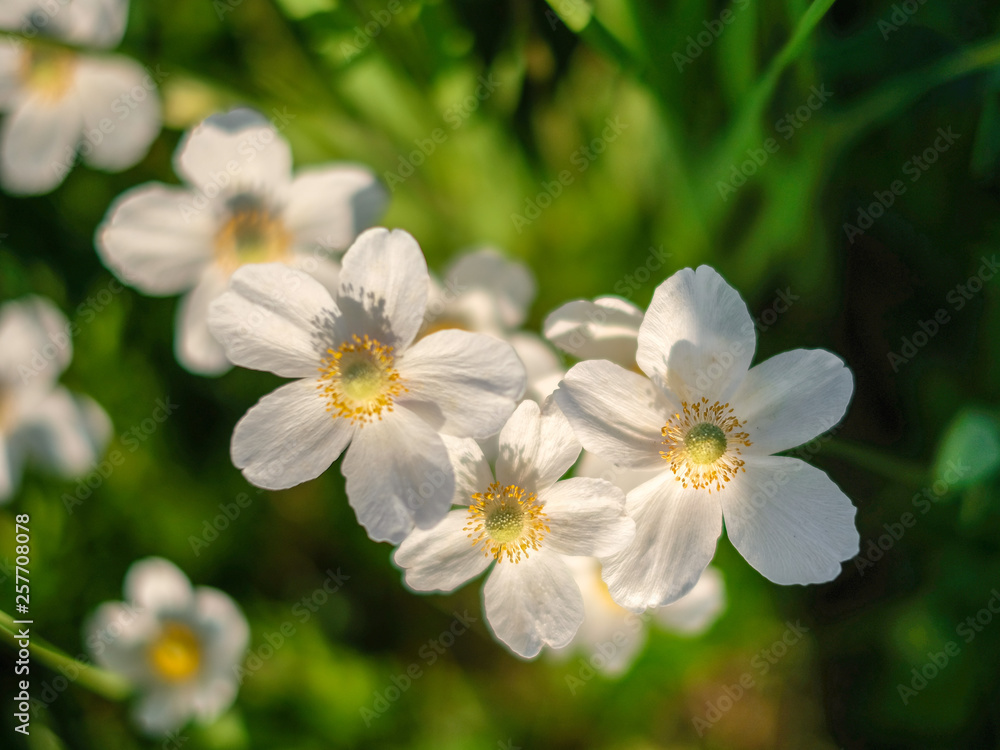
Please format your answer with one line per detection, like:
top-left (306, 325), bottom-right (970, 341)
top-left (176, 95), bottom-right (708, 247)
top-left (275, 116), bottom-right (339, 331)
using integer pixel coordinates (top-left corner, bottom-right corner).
top-left (547, 559), bottom-right (725, 675)
top-left (423, 247), bottom-right (563, 402)
top-left (85, 557), bottom-right (249, 735)
top-left (0, 0), bottom-right (161, 194)
top-left (555, 266), bottom-right (859, 611)
top-left (207, 228), bottom-right (527, 543)
top-left (393, 399), bottom-right (635, 658)
top-left (97, 108), bottom-right (387, 375)
top-left (0, 295), bottom-right (110, 502)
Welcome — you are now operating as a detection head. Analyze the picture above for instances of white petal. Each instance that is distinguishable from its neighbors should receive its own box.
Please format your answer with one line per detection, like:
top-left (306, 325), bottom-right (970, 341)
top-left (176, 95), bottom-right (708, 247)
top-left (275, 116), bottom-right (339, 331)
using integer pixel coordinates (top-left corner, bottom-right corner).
top-left (441, 434), bottom-right (494, 502)
top-left (336, 228), bottom-right (428, 350)
top-left (133, 689), bottom-right (192, 736)
top-left (192, 587), bottom-right (249, 673)
top-left (637, 266), bottom-right (755, 400)
top-left (0, 434), bottom-right (21, 503)
top-left (603, 471), bottom-right (723, 611)
top-left (508, 332), bottom-right (564, 402)
top-left (393, 509), bottom-right (492, 592)
top-left (208, 263), bottom-right (337, 378)
top-left (18, 387), bottom-right (110, 476)
top-left (288, 253), bottom-right (340, 295)
top-left (57, 0), bottom-right (130, 49)
top-left (0, 295), bottom-right (71, 385)
top-left (722, 455), bottom-right (859, 585)
top-left (542, 477), bottom-right (633, 557)
top-left (284, 165), bottom-right (387, 251)
top-left (733, 349), bottom-right (854, 456)
top-left (174, 109), bottom-right (292, 194)
top-left (175, 270), bottom-right (231, 376)
top-left (0, 41), bottom-right (23, 108)
top-left (0, 89), bottom-right (82, 194)
top-left (495, 398), bottom-right (578, 491)
top-left (484, 550), bottom-right (584, 658)
top-left (96, 183), bottom-right (216, 295)
top-left (444, 248), bottom-right (536, 329)
top-left (125, 558), bottom-right (194, 612)
top-left (544, 296), bottom-right (643, 367)
top-left (74, 56), bottom-right (161, 171)
top-left (341, 406), bottom-right (454, 543)
top-left (553, 359), bottom-right (669, 470)
top-left (231, 378), bottom-right (354, 490)
top-left (84, 601), bottom-right (157, 680)
top-left (574, 450), bottom-right (662, 496)
top-left (653, 566), bottom-right (726, 634)
top-left (398, 329), bottom-right (525, 438)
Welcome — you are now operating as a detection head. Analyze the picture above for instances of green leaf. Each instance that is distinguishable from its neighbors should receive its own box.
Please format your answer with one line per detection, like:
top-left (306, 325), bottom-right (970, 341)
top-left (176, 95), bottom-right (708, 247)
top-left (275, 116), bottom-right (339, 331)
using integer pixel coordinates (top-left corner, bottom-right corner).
top-left (935, 410), bottom-right (1000, 488)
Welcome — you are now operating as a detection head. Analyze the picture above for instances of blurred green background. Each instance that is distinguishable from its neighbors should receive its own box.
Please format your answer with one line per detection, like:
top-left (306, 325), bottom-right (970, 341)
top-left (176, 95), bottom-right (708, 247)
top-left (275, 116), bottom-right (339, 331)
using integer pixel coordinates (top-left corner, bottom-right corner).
top-left (3, 0), bottom-right (1000, 747)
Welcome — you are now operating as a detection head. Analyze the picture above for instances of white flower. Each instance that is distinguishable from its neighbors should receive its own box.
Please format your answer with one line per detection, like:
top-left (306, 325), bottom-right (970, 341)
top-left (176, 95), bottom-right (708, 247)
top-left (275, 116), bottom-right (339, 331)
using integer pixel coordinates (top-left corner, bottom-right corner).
top-left (85, 557), bottom-right (249, 735)
top-left (0, 0), bottom-right (161, 194)
top-left (544, 295), bottom-right (644, 369)
top-left (548, 560), bottom-right (725, 675)
top-left (96, 108), bottom-right (387, 375)
top-left (0, 295), bottom-right (110, 501)
top-left (393, 399), bottom-right (635, 658)
top-left (423, 247), bottom-right (563, 402)
top-left (554, 265), bottom-right (859, 611)
top-left (207, 228), bottom-right (527, 543)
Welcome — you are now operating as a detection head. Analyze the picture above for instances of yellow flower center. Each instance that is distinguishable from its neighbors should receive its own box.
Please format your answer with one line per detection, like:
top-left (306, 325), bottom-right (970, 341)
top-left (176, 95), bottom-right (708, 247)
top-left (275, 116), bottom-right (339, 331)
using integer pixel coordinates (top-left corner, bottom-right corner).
top-left (215, 200), bottom-right (291, 272)
top-left (20, 47), bottom-right (76, 102)
top-left (660, 398), bottom-right (752, 492)
top-left (317, 335), bottom-right (406, 424)
top-left (148, 623), bottom-right (201, 682)
top-left (465, 482), bottom-right (549, 564)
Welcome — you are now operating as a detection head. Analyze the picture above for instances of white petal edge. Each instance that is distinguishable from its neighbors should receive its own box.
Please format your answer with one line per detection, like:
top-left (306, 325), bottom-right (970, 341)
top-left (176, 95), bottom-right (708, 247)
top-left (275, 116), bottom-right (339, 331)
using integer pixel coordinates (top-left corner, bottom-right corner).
top-left (393, 509), bottom-right (493, 592)
top-left (495, 398), bottom-right (579, 491)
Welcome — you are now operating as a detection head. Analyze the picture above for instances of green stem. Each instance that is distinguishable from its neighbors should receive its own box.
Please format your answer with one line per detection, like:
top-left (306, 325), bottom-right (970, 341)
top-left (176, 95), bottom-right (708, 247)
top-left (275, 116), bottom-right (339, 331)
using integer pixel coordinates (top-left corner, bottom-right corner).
top-left (0, 610), bottom-right (131, 701)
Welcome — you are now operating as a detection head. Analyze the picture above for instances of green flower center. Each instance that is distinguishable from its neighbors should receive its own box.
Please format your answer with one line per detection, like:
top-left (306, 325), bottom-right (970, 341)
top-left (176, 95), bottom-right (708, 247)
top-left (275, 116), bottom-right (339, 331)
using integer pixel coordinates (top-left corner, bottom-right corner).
top-left (684, 422), bottom-right (727, 465)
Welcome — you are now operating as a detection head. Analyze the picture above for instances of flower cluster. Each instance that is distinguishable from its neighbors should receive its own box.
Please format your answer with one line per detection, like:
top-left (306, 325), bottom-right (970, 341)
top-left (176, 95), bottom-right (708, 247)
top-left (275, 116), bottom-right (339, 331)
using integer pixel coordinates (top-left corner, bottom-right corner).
top-left (2, 5), bottom-right (859, 733)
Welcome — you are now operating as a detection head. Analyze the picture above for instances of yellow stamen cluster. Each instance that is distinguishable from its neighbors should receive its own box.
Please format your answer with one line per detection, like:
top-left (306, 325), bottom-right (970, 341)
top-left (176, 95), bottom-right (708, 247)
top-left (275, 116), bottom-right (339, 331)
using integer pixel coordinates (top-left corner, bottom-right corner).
top-left (215, 206), bottom-right (291, 272)
top-left (148, 623), bottom-right (202, 682)
top-left (660, 397), bottom-right (751, 492)
top-left (465, 482), bottom-right (550, 564)
top-left (317, 335), bottom-right (406, 424)
top-left (20, 47), bottom-right (76, 101)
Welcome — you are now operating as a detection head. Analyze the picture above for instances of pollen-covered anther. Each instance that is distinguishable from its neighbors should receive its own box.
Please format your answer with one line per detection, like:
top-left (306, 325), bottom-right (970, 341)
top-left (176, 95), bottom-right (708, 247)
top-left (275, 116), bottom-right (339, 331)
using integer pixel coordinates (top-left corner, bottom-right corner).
top-left (659, 397), bottom-right (752, 492)
top-left (465, 482), bottom-right (550, 564)
top-left (317, 334), bottom-right (406, 424)
top-left (214, 204), bottom-right (292, 271)
top-left (148, 622), bottom-right (202, 682)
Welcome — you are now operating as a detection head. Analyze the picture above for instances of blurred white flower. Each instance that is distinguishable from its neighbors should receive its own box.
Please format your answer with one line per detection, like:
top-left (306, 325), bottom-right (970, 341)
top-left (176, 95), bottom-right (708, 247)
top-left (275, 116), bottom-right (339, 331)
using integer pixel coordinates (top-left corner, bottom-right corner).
top-left (544, 295), bottom-right (644, 369)
top-left (0, 0), bottom-right (161, 194)
top-left (422, 248), bottom-right (563, 402)
top-left (85, 557), bottom-right (249, 735)
top-left (394, 399), bottom-right (634, 658)
top-left (555, 265), bottom-right (858, 611)
top-left (547, 559), bottom-right (725, 675)
top-left (97, 108), bottom-right (387, 375)
top-left (207, 228), bottom-right (526, 544)
top-left (0, 295), bottom-right (110, 502)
